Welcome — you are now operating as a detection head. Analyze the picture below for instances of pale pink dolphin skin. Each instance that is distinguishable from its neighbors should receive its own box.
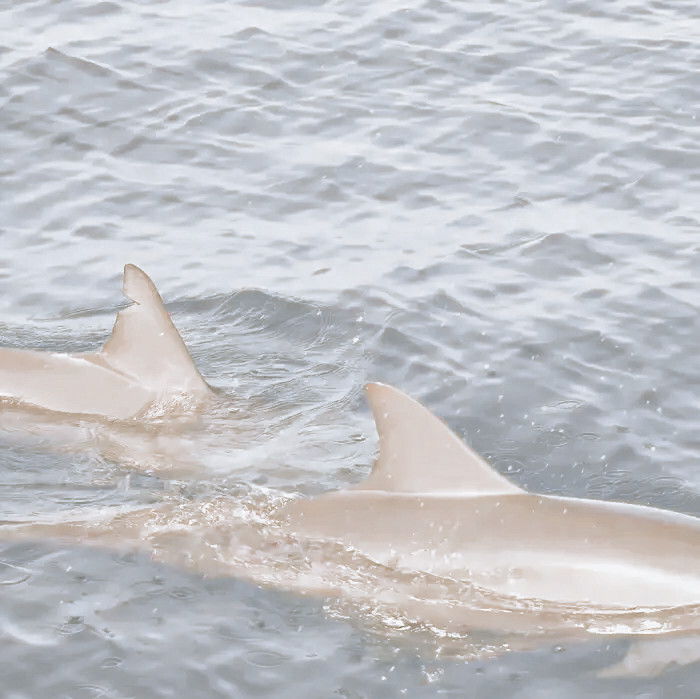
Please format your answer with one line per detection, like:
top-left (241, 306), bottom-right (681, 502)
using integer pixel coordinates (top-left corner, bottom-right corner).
top-left (284, 383), bottom-right (700, 610)
top-left (0, 265), bottom-right (212, 418)
top-left (4, 383), bottom-right (700, 676)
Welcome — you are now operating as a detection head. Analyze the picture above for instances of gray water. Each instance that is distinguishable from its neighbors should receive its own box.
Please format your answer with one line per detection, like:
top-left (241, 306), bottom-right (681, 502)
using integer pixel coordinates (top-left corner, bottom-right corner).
top-left (2, 0), bottom-right (700, 696)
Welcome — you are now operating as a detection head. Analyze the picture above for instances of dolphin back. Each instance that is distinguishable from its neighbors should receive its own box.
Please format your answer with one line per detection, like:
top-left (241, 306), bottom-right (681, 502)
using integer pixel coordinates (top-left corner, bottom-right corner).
top-left (0, 264), bottom-right (211, 418)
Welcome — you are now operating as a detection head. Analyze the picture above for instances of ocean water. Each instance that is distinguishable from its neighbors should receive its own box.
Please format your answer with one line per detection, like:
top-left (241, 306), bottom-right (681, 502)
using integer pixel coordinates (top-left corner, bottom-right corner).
top-left (2, 0), bottom-right (700, 696)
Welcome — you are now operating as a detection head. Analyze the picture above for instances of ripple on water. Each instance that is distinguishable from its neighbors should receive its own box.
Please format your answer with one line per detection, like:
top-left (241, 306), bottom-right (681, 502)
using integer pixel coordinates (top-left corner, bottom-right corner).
top-left (0, 560), bottom-right (31, 586)
top-left (243, 650), bottom-right (289, 668)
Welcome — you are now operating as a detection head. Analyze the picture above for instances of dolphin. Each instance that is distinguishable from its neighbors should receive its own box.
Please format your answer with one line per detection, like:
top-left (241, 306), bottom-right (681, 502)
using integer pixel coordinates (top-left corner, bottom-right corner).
top-left (0, 265), bottom-right (212, 419)
top-left (282, 383), bottom-right (700, 612)
top-left (4, 383), bottom-right (700, 675)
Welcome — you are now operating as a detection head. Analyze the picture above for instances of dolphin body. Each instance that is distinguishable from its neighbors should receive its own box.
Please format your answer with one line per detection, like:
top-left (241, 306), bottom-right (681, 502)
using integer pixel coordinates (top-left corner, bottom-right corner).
top-left (4, 384), bottom-right (700, 676)
top-left (282, 383), bottom-right (700, 613)
top-left (0, 265), bottom-right (211, 419)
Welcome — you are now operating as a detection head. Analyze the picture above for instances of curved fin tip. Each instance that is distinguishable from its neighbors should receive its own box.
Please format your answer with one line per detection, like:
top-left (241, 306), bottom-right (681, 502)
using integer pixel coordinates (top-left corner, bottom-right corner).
top-left (122, 264), bottom-right (159, 305)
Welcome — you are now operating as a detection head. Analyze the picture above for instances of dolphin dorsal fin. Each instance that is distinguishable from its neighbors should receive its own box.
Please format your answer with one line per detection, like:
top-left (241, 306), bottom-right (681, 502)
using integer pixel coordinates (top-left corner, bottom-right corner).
top-left (357, 383), bottom-right (524, 495)
top-left (99, 264), bottom-right (209, 395)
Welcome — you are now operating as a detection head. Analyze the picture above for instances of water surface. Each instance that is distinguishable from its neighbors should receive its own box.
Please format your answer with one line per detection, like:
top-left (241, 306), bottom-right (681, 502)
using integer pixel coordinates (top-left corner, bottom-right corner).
top-left (2, 0), bottom-right (700, 696)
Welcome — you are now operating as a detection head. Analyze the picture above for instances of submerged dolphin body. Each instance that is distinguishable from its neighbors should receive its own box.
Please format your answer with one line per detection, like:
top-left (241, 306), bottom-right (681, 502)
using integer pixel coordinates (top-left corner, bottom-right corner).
top-left (0, 265), bottom-right (211, 419)
top-left (4, 384), bottom-right (700, 675)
